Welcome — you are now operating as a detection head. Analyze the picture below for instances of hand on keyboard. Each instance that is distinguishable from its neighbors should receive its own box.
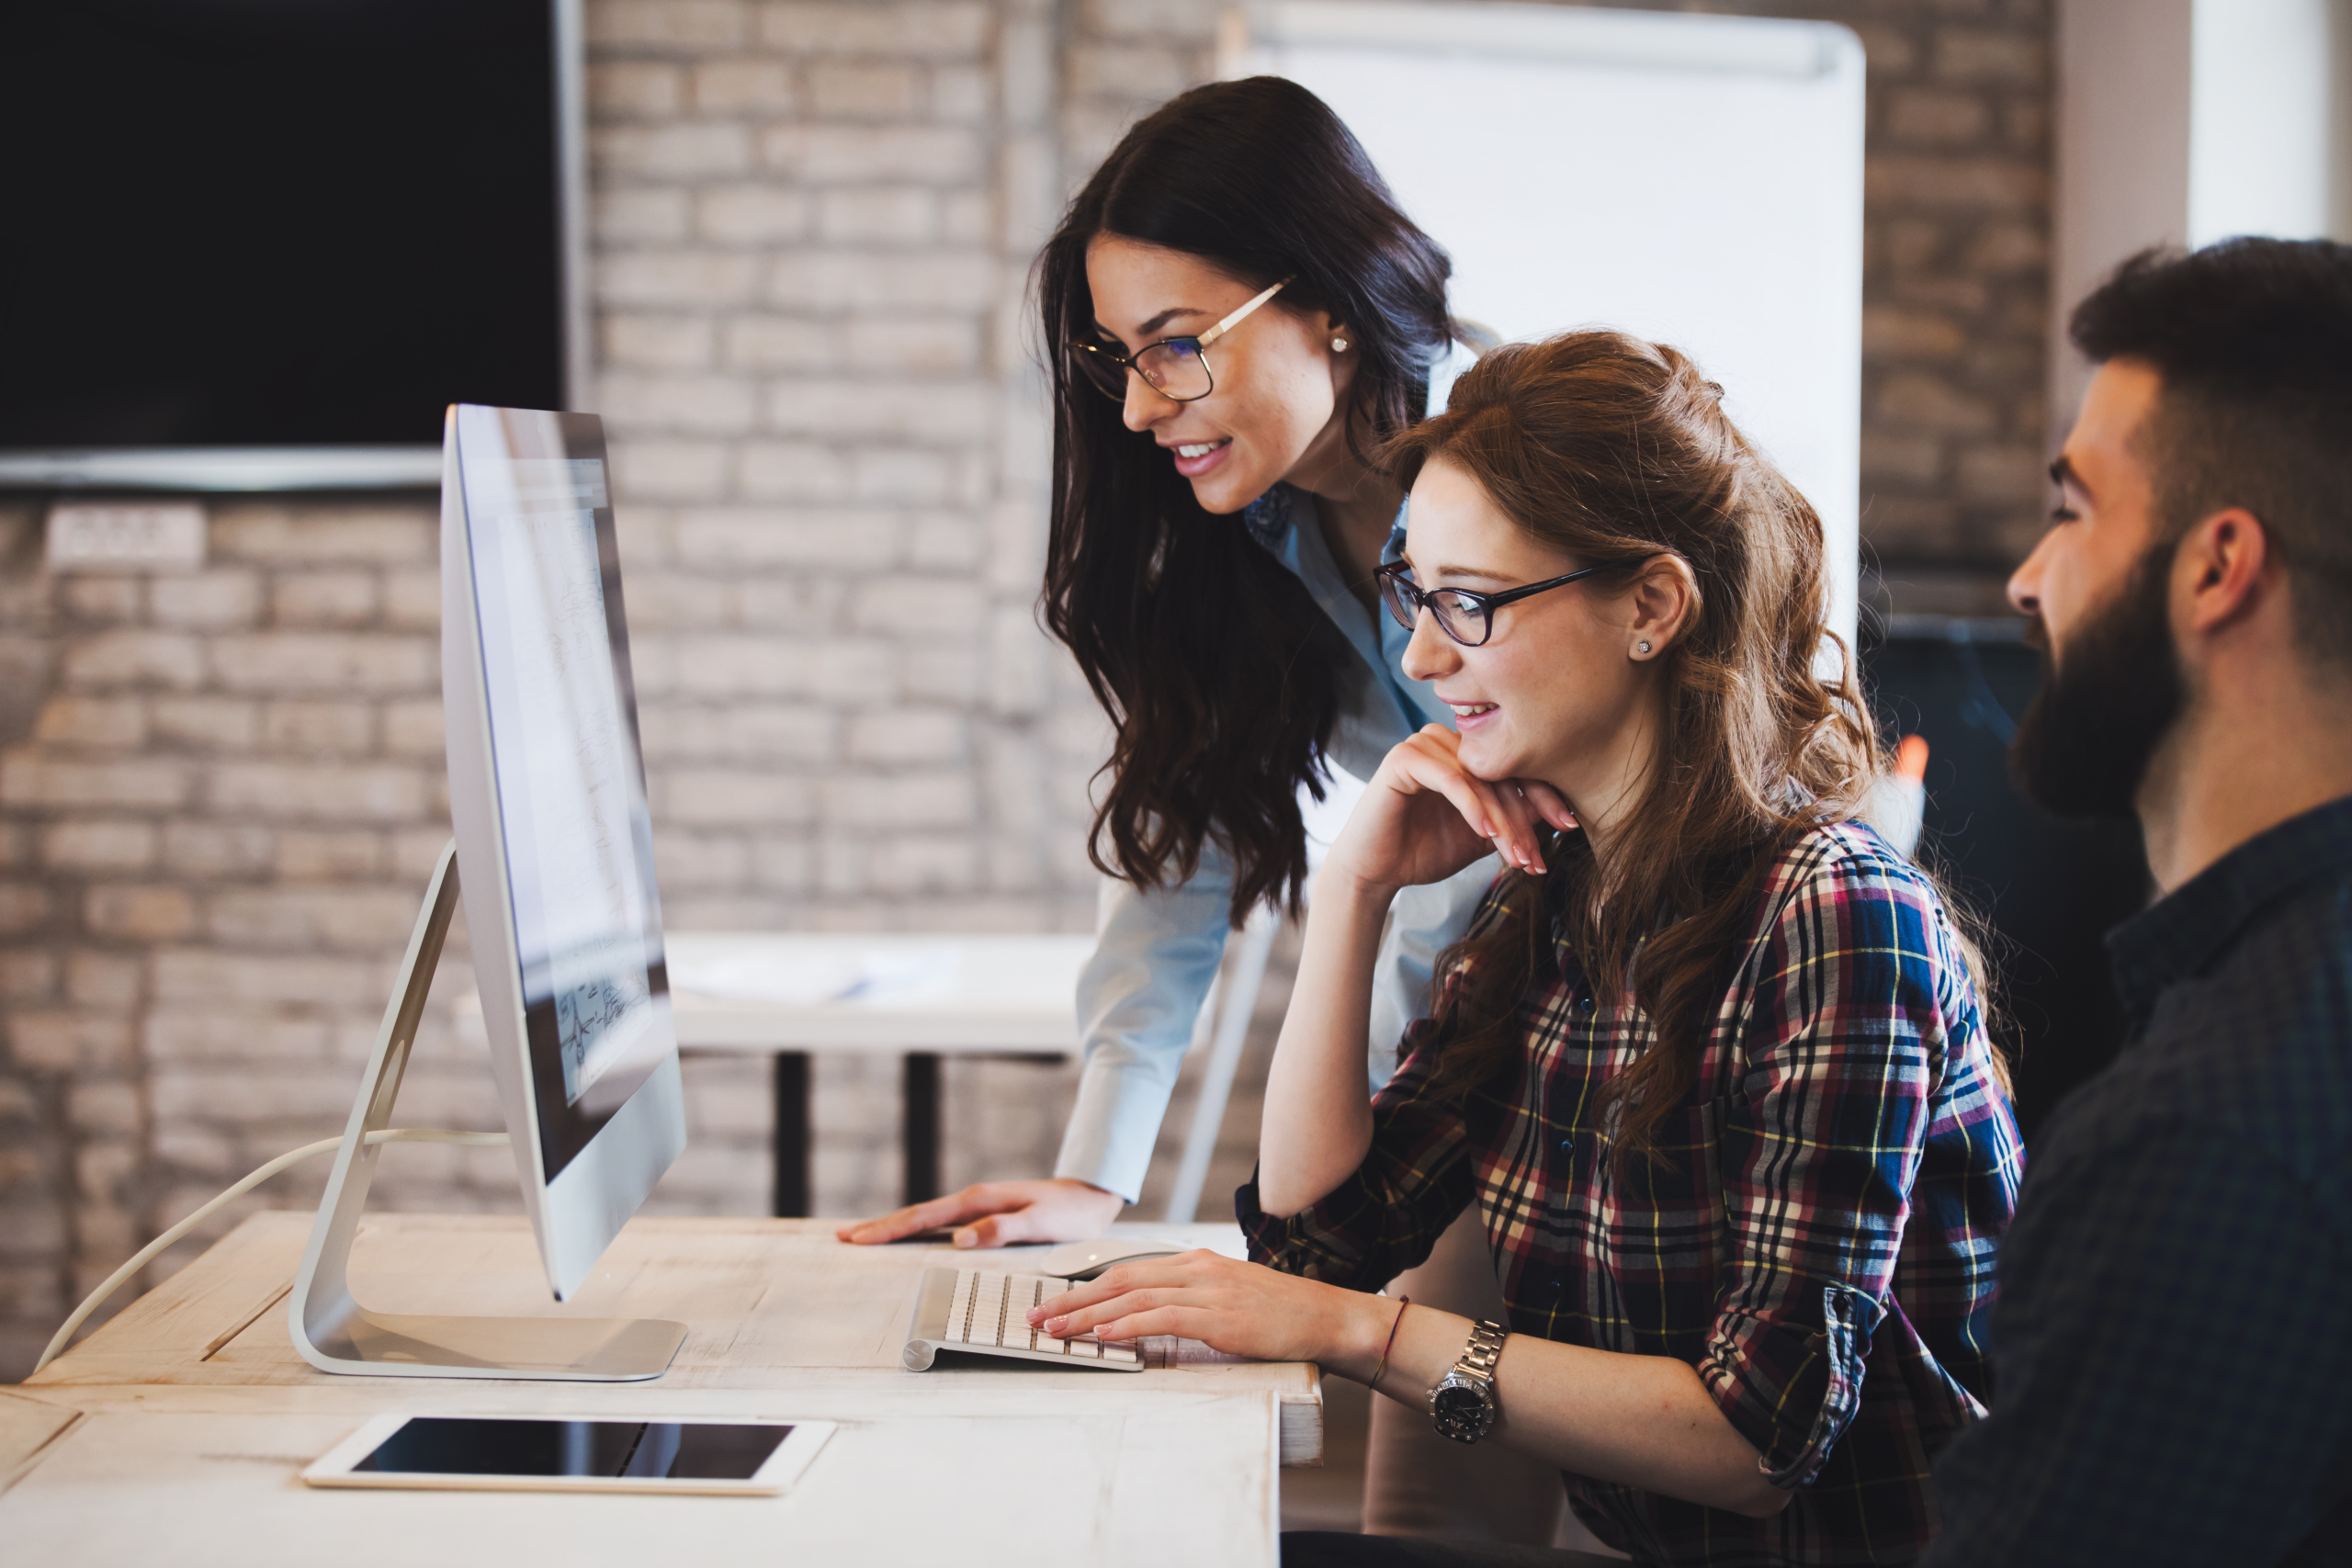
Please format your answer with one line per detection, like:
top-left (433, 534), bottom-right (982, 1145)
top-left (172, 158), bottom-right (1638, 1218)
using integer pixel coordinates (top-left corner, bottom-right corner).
top-left (944, 1269), bottom-right (1140, 1365)
top-left (1026, 1249), bottom-right (1393, 1373)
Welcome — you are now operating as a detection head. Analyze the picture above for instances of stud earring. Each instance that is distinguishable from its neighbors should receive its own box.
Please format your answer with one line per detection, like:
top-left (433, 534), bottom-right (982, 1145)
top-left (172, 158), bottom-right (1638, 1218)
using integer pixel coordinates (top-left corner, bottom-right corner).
top-left (1635, 641), bottom-right (1652, 655)
top-left (1331, 336), bottom-right (1349, 353)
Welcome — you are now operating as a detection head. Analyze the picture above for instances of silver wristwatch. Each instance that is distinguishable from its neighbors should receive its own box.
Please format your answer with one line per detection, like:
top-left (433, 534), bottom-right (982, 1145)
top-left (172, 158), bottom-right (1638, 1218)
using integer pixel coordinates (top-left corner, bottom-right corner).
top-left (1430, 1318), bottom-right (1508, 1443)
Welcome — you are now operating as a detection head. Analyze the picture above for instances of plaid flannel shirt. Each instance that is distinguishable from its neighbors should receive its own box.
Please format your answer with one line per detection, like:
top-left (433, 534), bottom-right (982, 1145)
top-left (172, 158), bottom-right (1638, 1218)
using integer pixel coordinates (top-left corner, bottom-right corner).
top-left (1241, 821), bottom-right (2024, 1567)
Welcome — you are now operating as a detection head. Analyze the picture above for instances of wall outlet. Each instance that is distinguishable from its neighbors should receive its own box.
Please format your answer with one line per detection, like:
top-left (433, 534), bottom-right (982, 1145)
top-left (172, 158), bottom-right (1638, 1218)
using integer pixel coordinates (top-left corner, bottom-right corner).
top-left (46, 502), bottom-right (207, 572)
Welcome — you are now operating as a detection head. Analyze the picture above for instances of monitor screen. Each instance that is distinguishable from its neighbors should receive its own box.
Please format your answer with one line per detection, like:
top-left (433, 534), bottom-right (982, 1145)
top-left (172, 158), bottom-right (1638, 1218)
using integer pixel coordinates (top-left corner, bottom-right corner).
top-left (0, 0), bottom-right (564, 450)
top-left (454, 406), bottom-right (671, 1180)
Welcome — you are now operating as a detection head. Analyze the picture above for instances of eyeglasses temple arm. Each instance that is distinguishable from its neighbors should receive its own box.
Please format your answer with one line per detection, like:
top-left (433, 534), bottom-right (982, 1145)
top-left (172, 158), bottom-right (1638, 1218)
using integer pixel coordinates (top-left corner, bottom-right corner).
top-left (1197, 275), bottom-right (1295, 349)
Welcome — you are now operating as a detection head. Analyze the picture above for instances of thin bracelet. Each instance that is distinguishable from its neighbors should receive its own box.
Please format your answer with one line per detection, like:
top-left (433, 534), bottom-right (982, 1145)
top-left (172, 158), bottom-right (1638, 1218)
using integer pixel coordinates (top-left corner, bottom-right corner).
top-left (1369, 1295), bottom-right (1411, 1392)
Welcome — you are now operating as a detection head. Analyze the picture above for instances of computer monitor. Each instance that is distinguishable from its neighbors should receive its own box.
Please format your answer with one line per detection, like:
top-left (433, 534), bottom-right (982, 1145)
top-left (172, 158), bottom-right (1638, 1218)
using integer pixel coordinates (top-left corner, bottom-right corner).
top-left (288, 403), bottom-right (685, 1381)
top-left (442, 404), bottom-right (685, 1297)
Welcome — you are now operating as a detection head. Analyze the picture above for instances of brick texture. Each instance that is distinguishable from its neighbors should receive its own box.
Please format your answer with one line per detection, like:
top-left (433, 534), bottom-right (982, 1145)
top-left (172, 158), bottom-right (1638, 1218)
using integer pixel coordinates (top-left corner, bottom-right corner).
top-left (0, 0), bottom-right (2052, 1379)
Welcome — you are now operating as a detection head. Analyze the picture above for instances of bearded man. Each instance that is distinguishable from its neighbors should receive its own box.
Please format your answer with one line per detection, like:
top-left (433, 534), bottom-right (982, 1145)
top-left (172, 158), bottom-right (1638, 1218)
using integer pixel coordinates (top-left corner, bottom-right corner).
top-left (1923, 239), bottom-right (2352, 1565)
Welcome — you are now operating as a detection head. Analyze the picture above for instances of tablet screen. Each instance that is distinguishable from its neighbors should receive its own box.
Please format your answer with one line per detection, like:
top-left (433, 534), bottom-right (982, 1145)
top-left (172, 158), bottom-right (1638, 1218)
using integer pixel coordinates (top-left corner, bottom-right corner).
top-left (355, 1417), bottom-right (790, 1482)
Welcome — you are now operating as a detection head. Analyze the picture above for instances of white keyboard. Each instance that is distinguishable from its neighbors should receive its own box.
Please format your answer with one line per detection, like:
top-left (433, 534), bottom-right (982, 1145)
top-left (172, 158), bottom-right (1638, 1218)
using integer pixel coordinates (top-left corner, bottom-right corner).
top-left (901, 1267), bottom-right (1143, 1371)
top-left (944, 1270), bottom-right (1142, 1363)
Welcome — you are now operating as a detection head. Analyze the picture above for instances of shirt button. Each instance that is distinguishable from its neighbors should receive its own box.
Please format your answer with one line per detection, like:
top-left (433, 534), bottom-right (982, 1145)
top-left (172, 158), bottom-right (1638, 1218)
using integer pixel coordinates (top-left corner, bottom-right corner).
top-left (1579, 998), bottom-right (1596, 1015)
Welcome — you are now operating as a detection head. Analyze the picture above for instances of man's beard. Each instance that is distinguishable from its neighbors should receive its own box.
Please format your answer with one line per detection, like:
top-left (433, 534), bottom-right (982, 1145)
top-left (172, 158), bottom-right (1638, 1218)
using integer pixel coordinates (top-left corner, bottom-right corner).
top-left (2009, 544), bottom-right (2186, 819)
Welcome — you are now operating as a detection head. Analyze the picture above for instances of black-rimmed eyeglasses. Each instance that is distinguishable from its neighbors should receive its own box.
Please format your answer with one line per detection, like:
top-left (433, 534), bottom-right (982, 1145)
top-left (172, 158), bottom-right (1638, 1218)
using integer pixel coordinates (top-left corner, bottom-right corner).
top-left (1071, 276), bottom-right (1294, 403)
top-left (1374, 560), bottom-right (1610, 648)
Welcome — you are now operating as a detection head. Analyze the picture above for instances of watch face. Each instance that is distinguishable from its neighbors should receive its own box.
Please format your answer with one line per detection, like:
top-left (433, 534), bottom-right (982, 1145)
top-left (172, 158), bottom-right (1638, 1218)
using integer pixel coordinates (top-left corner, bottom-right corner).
top-left (1433, 1385), bottom-right (1484, 1418)
top-left (1432, 1382), bottom-right (1494, 1441)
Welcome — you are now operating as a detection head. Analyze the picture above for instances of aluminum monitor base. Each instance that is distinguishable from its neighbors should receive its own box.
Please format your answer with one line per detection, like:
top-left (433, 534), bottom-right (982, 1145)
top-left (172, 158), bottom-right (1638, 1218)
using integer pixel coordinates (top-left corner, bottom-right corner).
top-left (287, 840), bottom-right (686, 1382)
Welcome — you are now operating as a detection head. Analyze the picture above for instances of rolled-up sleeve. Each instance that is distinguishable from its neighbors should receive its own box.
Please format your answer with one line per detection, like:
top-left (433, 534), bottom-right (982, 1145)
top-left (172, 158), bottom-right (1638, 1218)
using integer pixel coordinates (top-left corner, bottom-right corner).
top-left (1052, 854), bottom-right (1234, 1203)
top-left (1698, 850), bottom-right (1951, 1488)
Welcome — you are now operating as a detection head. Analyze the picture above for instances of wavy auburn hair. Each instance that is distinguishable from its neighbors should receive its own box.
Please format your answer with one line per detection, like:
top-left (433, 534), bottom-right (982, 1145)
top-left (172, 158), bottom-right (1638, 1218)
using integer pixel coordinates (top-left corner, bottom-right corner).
top-left (1038, 77), bottom-right (1457, 923)
top-left (1390, 332), bottom-right (1883, 1163)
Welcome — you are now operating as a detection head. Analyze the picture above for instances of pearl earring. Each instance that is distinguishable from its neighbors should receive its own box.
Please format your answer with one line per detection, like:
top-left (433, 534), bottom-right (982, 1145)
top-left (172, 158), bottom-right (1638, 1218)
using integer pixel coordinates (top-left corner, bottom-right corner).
top-left (1635, 640), bottom-right (1652, 655)
top-left (1330, 336), bottom-right (1349, 353)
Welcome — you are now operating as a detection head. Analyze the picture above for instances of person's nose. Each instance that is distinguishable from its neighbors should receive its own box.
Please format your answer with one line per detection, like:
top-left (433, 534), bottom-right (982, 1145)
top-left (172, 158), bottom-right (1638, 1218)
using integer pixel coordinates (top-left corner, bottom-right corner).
top-left (1400, 604), bottom-right (1460, 682)
top-left (2007, 533), bottom-right (2051, 618)
top-left (1121, 369), bottom-right (1169, 434)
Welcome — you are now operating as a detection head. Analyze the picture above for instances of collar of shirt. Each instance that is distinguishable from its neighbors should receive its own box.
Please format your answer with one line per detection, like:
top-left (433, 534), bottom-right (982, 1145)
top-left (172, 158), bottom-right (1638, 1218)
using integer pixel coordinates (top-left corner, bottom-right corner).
top-left (1240, 482), bottom-right (1451, 735)
top-left (2104, 792), bottom-right (2352, 1018)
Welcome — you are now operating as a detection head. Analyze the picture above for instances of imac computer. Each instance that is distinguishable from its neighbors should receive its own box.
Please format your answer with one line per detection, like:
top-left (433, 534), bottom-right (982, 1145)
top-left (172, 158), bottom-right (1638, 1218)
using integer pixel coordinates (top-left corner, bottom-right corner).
top-left (288, 404), bottom-right (688, 1381)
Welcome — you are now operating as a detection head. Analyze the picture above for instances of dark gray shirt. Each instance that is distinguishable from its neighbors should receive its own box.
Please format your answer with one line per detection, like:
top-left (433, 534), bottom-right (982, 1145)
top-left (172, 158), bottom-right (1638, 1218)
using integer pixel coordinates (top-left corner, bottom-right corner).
top-left (1925, 795), bottom-right (2352, 1566)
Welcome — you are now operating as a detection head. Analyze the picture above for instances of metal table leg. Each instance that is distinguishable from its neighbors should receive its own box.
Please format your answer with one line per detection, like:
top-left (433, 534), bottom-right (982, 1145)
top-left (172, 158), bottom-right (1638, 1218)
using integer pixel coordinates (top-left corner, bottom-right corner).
top-left (772, 1051), bottom-right (811, 1218)
top-left (903, 1052), bottom-right (941, 1206)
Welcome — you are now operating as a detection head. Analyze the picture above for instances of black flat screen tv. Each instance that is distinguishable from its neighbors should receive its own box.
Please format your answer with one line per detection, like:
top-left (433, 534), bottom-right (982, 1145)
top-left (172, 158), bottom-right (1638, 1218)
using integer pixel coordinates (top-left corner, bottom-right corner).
top-left (0, 0), bottom-right (583, 491)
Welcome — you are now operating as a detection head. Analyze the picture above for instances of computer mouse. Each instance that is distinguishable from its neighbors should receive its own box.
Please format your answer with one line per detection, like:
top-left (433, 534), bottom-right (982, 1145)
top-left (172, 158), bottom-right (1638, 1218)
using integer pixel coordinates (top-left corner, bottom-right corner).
top-left (1038, 1236), bottom-right (1189, 1280)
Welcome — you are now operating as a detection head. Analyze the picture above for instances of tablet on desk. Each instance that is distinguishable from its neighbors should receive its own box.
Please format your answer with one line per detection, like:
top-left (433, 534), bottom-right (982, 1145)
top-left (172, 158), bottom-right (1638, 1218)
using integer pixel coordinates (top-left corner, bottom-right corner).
top-left (301, 1416), bottom-right (834, 1496)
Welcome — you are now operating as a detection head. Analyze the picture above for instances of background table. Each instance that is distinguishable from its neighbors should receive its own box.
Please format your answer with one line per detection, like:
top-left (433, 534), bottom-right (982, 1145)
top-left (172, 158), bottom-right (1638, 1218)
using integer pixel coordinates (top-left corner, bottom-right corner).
top-left (664, 927), bottom-right (1281, 1224)
top-left (9, 1214), bottom-right (1318, 1565)
top-left (666, 931), bottom-right (1097, 1216)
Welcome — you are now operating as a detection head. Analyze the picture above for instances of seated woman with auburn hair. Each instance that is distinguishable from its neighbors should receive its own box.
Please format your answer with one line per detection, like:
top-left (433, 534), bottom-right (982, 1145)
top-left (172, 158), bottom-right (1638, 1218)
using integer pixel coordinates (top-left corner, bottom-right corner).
top-left (1031, 332), bottom-right (2025, 1567)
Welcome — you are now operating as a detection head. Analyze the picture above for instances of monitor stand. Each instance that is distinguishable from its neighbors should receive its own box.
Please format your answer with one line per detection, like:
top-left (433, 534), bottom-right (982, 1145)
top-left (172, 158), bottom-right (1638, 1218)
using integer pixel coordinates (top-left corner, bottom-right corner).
top-left (287, 840), bottom-right (687, 1381)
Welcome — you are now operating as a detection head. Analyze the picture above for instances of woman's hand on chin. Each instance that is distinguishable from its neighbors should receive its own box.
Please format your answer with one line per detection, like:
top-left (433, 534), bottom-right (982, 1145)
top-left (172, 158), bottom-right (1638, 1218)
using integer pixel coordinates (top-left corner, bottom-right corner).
top-left (1323, 725), bottom-right (1575, 894)
top-left (1027, 1251), bottom-right (1388, 1371)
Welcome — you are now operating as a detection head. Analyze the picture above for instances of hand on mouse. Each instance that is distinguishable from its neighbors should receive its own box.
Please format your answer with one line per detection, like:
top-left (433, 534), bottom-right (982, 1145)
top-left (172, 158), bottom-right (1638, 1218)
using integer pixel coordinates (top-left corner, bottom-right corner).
top-left (834, 1178), bottom-right (1124, 1247)
top-left (1026, 1250), bottom-right (1392, 1372)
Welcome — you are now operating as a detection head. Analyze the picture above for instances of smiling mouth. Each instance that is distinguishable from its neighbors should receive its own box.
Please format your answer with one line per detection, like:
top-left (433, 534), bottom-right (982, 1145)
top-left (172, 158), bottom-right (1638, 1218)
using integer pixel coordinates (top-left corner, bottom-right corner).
top-left (1172, 440), bottom-right (1227, 458)
top-left (1448, 703), bottom-right (1496, 719)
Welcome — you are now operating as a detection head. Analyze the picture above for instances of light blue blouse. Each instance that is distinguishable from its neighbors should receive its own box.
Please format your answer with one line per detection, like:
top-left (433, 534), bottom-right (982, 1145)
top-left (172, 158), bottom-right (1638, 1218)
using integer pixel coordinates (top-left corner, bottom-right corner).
top-left (1052, 351), bottom-right (1499, 1201)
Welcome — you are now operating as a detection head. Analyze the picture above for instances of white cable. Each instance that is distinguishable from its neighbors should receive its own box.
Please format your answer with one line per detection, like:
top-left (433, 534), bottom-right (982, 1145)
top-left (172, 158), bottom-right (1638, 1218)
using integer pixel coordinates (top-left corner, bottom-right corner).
top-left (32, 1127), bottom-right (510, 1376)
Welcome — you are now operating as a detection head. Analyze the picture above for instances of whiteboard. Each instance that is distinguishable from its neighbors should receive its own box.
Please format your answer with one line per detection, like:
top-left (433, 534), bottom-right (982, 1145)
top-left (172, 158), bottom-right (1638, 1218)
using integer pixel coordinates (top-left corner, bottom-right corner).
top-left (1227, 1), bottom-right (1867, 646)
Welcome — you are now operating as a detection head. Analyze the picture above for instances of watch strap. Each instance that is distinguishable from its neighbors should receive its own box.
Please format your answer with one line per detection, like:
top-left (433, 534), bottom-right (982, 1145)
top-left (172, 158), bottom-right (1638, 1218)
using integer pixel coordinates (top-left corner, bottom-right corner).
top-left (1455, 1318), bottom-right (1507, 1385)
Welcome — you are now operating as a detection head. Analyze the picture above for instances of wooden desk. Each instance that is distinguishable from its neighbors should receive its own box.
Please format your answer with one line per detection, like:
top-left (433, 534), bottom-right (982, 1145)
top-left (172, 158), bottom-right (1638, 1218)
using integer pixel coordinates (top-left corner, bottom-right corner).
top-left (21, 1213), bottom-right (1319, 1459)
top-left (8, 1213), bottom-right (1315, 1565)
top-left (0, 1382), bottom-right (1279, 1565)
top-left (664, 932), bottom-right (1094, 1215)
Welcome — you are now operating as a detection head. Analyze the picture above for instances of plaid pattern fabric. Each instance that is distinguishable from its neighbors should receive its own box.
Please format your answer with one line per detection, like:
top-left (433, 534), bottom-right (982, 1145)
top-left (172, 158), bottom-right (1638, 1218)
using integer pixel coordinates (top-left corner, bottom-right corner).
top-left (1241, 821), bottom-right (2023, 1567)
top-left (1922, 796), bottom-right (2352, 1568)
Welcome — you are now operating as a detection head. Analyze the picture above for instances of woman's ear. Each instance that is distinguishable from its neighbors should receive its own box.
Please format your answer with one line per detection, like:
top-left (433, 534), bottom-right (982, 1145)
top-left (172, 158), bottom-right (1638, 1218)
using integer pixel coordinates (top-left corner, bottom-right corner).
top-left (1626, 555), bottom-right (1698, 661)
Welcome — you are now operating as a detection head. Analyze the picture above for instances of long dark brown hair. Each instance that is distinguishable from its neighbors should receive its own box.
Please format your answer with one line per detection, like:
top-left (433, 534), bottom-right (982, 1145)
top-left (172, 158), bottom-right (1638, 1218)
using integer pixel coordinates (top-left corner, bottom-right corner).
top-left (1389, 332), bottom-right (1888, 1164)
top-left (1038, 77), bottom-right (1457, 923)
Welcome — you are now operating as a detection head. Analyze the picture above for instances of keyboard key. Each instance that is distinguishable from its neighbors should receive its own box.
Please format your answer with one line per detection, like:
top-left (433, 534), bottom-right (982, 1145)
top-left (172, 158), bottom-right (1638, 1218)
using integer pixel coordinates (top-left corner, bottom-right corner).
top-left (930, 1269), bottom-right (1143, 1368)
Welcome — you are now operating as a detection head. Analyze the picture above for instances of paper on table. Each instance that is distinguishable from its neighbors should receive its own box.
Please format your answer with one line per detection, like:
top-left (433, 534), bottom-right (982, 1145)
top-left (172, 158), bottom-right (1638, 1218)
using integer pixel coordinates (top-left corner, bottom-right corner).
top-left (668, 944), bottom-right (960, 1006)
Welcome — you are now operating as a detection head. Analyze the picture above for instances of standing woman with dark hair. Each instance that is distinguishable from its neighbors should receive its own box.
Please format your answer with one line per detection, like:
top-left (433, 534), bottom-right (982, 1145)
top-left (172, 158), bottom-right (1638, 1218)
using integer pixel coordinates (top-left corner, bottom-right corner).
top-left (840, 76), bottom-right (1568, 1543)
